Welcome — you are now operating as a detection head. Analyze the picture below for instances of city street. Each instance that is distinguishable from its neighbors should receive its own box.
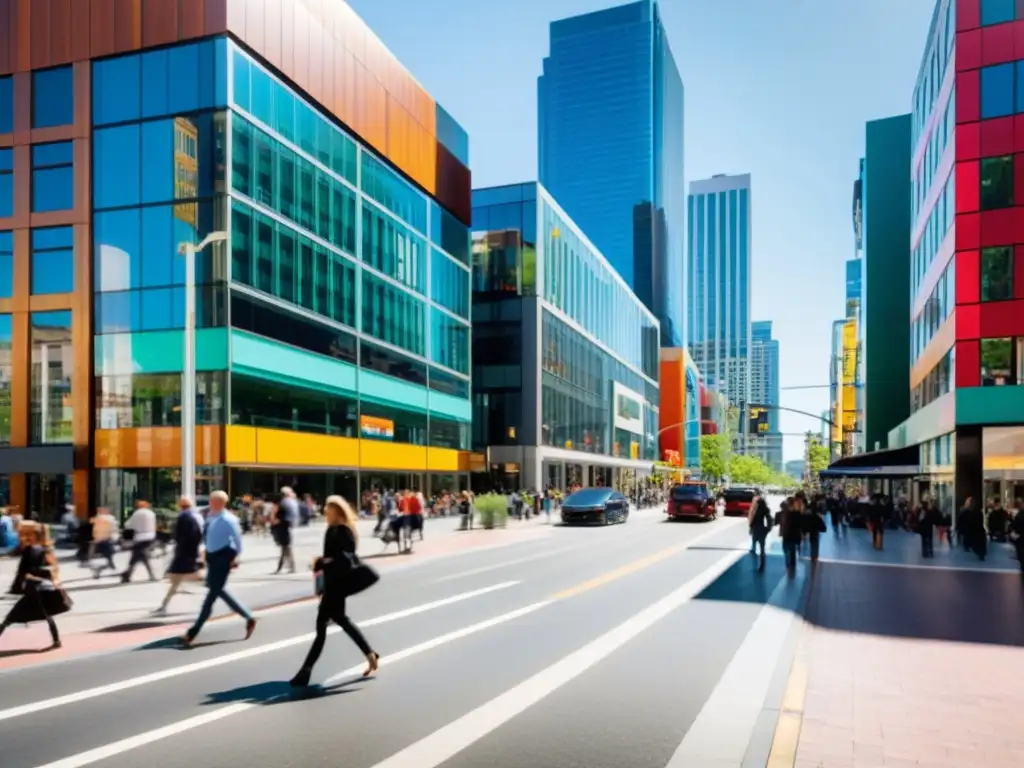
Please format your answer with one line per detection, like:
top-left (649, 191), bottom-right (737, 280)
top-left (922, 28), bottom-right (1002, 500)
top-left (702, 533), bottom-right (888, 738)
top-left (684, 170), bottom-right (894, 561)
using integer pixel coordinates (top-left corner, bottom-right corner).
top-left (2, 508), bottom-right (1022, 768)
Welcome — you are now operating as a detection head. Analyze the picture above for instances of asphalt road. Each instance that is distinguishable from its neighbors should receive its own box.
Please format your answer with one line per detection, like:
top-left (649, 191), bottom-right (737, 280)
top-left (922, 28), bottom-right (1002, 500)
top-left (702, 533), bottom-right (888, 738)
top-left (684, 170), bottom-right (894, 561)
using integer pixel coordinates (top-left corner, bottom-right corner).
top-left (0, 507), bottom-right (809, 768)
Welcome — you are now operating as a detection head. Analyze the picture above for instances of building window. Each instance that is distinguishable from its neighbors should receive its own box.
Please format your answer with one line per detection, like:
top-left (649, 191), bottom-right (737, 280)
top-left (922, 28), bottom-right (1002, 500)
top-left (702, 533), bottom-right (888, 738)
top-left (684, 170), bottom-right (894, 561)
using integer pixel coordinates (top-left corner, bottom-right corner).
top-left (32, 66), bottom-right (74, 129)
top-left (95, 372), bottom-right (223, 429)
top-left (0, 313), bottom-right (10, 445)
top-left (980, 155), bottom-right (1014, 210)
top-left (981, 63), bottom-right (1015, 119)
top-left (0, 75), bottom-right (12, 133)
top-left (31, 226), bottom-right (75, 295)
top-left (981, 0), bottom-right (1015, 26)
top-left (32, 141), bottom-right (74, 213)
top-left (361, 271), bottom-right (426, 358)
top-left (30, 310), bottom-right (73, 444)
top-left (980, 337), bottom-right (1014, 386)
top-left (980, 246), bottom-right (1014, 302)
top-left (0, 231), bottom-right (11, 298)
top-left (0, 147), bottom-right (12, 217)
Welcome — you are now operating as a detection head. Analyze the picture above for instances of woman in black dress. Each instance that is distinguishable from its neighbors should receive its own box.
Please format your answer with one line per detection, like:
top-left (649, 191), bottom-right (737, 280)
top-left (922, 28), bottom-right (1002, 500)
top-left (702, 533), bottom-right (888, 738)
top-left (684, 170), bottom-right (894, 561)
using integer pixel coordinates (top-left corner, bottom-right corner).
top-left (0, 523), bottom-right (70, 649)
top-left (290, 495), bottom-right (379, 687)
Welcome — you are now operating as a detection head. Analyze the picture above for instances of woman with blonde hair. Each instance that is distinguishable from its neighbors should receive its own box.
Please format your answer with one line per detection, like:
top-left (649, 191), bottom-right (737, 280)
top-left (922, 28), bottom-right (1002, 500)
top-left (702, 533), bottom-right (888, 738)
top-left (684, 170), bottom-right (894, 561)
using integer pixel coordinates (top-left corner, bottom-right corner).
top-left (1, 523), bottom-right (71, 649)
top-left (290, 495), bottom-right (379, 687)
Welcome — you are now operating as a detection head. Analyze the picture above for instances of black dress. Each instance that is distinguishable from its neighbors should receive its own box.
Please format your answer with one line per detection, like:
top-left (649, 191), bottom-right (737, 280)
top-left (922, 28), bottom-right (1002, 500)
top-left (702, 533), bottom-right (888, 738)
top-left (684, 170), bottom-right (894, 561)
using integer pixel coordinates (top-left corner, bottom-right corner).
top-left (2, 545), bottom-right (70, 627)
top-left (167, 511), bottom-right (203, 575)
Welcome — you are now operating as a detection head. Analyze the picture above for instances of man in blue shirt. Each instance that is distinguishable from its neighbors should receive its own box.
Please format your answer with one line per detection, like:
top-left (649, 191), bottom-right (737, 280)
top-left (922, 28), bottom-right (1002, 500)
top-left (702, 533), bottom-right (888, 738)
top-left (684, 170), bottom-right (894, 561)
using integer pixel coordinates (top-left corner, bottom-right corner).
top-left (181, 490), bottom-right (256, 647)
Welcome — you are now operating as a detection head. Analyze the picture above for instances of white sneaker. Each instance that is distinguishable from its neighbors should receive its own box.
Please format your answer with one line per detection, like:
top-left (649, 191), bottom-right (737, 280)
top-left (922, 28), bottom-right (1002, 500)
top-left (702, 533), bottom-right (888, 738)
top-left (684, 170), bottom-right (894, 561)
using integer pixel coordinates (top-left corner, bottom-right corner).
top-left (152, 607), bottom-right (168, 616)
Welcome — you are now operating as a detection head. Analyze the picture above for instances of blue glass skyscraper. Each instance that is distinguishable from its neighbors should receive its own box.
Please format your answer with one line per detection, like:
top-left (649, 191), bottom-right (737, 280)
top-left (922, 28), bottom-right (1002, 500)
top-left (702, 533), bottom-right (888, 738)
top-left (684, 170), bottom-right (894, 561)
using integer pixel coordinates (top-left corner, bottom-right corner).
top-left (751, 320), bottom-right (782, 471)
top-left (538, 0), bottom-right (685, 347)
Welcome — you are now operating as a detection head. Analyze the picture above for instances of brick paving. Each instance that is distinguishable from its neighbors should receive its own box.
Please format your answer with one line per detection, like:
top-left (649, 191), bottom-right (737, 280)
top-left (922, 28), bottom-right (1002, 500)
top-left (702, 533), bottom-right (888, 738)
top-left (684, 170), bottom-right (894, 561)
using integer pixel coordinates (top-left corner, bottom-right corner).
top-left (790, 530), bottom-right (1024, 768)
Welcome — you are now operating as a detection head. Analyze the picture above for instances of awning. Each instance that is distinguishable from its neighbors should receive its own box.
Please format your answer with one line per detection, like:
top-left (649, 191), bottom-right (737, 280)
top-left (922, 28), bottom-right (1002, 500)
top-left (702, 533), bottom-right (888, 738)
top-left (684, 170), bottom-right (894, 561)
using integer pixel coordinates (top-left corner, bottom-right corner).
top-left (820, 444), bottom-right (921, 478)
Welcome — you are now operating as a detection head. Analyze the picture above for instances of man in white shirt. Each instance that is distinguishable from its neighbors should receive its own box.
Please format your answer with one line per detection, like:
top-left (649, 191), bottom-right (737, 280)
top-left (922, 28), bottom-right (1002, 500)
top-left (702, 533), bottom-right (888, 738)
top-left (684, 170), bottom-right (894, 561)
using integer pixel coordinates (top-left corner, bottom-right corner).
top-left (121, 500), bottom-right (157, 583)
top-left (90, 507), bottom-right (119, 578)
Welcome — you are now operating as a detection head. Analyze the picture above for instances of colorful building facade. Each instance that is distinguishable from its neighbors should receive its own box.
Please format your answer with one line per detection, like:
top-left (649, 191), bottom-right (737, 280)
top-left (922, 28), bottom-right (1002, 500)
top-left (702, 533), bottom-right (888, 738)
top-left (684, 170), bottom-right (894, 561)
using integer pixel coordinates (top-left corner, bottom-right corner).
top-left (658, 347), bottom-right (701, 473)
top-left (0, 0), bottom-right (473, 519)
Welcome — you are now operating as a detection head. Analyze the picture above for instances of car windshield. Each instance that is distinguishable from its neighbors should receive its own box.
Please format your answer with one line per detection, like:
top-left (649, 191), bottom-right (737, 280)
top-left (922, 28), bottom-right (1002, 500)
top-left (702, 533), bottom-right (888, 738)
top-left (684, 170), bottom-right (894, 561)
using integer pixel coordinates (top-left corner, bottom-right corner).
top-left (724, 489), bottom-right (756, 502)
top-left (564, 488), bottom-right (612, 506)
top-left (672, 485), bottom-right (706, 500)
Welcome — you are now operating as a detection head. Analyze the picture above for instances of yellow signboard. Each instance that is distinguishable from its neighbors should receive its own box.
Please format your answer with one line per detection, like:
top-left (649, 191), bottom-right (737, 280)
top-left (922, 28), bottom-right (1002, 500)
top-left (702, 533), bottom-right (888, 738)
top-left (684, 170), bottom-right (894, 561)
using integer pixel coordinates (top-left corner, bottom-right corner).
top-left (841, 319), bottom-right (857, 386)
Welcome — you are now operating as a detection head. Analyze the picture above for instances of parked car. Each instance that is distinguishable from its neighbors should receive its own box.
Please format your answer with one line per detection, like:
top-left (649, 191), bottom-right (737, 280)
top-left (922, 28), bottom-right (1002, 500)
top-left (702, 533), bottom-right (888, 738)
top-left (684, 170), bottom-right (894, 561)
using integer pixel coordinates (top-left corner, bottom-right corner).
top-left (722, 486), bottom-right (758, 517)
top-left (667, 482), bottom-right (716, 521)
top-left (560, 487), bottom-right (630, 526)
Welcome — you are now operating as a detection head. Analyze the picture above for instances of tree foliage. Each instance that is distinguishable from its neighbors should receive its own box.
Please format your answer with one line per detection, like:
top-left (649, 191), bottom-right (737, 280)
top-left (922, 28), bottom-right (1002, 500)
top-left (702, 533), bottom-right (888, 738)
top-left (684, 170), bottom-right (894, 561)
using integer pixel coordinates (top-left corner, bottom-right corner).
top-left (728, 454), bottom-right (777, 485)
top-left (700, 434), bottom-right (732, 481)
top-left (807, 440), bottom-right (831, 478)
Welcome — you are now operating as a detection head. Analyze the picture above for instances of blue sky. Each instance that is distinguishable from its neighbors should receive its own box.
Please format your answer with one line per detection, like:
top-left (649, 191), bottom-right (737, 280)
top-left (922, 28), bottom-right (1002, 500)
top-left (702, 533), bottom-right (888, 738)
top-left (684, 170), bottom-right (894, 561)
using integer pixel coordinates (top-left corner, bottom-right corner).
top-left (347, 0), bottom-right (935, 461)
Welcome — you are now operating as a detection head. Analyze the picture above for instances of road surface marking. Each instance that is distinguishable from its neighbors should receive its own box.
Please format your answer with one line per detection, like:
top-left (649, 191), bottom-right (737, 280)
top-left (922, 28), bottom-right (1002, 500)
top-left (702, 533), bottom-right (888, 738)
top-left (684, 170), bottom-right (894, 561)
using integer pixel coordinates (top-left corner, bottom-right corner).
top-left (365, 549), bottom-right (745, 768)
top-left (32, 601), bottom-right (554, 768)
top-left (663, 574), bottom-right (798, 766)
top-left (766, 625), bottom-right (811, 768)
top-left (549, 520), bottom-right (742, 601)
top-left (810, 556), bottom-right (1019, 573)
top-left (433, 546), bottom-right (578, 582)
top-left (0, 581), bottom-right (520, 724)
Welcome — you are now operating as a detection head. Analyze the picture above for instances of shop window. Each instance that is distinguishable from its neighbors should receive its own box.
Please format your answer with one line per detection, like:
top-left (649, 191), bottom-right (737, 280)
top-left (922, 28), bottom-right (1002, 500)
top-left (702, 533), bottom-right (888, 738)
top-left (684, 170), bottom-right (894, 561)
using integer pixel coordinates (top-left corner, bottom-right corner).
top-left (981, 246), bottom-right (1014, 301)
top-left (0, 148), bottom-right (11, 217)
top-left (31, 226), bottom-right (75, 295)
top-left (980, 155), bottom-right (1014, 210)
top-left (0, 231), bottom-right (11, 298)
top-left (30, 311), bottom-right (73, 444)
top-left (429, 416), bottom-right (469, 450)
top-left (31, 141), bottom-right (74, 213)
top-left (0, 75), bottom-right (11, 133)
top-left (980, 337), bottom-right (1014, 386)
top-left (980, 64), bottom-right (1014, 119)
top-left (981, 0), bottom-right (1015, 26)
top-left (32, 66), bottom-right (74, 129)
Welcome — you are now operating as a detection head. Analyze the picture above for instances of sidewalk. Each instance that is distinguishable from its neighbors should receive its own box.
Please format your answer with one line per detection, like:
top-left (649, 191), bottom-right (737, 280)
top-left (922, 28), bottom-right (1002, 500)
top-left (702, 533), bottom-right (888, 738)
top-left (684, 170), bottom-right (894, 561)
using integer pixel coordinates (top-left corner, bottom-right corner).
top-left (0, 514), bottom-right (555, 670)
top-left (770, 527), bottom-right (1024, 768)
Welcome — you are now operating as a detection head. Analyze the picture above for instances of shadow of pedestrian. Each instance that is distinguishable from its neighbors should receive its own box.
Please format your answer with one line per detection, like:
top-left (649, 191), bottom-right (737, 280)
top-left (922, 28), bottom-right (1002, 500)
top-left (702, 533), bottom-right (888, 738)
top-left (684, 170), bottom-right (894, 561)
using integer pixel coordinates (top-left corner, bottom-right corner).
top-left (201, 676), bottom-right (369, 706)
top-left (133, 636), bottom-right (231, 652)
top-left (0, 646), bottom-right (51, 659)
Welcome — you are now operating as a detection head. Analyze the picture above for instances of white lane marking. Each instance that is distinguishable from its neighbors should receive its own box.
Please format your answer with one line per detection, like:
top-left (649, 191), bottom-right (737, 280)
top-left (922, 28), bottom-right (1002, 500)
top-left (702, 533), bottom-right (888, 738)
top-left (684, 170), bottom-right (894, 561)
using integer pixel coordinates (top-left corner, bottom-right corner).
top-left (0, 581), bottom-right (520, 724)
top-left (664, 574), bottom-right (798, 765)
top-left (810, 555), bottom-right (1019, 574)
top-left (433, 546), bottom-right (578, 583)
top-left (31, 601), bottom-right (553, 768)
top-left (366, 549), bottom-right (746, 768)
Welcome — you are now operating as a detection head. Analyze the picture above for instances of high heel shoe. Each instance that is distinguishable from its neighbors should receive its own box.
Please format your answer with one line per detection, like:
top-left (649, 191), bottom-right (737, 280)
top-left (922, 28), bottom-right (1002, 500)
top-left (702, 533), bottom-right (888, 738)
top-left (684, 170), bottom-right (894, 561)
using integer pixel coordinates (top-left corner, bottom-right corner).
top-left (290, 667), bottom-right (312, 687)
top-left (363, 652), bottom-right (380, 677)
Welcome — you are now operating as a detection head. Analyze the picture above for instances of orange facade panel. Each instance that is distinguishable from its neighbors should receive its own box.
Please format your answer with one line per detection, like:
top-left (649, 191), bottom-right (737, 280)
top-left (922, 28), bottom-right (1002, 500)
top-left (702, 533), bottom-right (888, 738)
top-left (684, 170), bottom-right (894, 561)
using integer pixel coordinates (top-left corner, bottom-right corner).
top-left (94, 427), bottom-right (223, 469)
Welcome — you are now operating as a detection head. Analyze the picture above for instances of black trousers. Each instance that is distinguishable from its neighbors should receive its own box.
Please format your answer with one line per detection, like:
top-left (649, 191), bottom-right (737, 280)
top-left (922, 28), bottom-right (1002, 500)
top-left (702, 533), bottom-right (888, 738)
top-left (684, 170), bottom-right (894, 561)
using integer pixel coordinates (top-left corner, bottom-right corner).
top-left (920, 530), bottom-right (934, 557)
top-left (299, 595), bottom-right (373, 671)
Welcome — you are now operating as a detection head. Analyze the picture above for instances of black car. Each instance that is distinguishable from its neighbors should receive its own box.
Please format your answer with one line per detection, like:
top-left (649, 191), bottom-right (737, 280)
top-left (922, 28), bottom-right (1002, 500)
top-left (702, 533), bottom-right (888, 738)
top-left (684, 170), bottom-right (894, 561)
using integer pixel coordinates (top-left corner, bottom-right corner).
top-left (560, 487), bottom-right (630, 526)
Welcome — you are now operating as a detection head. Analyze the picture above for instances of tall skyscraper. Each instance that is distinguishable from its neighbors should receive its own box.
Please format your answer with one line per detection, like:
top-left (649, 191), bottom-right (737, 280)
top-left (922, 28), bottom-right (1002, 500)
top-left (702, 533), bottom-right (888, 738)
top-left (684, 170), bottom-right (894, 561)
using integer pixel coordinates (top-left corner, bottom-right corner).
top-left (750, 320), bottom-right (782, 471)
top-left (538, 0), bottom-right (685, 346)
top-left (686, 173), bottom-right (752, 415)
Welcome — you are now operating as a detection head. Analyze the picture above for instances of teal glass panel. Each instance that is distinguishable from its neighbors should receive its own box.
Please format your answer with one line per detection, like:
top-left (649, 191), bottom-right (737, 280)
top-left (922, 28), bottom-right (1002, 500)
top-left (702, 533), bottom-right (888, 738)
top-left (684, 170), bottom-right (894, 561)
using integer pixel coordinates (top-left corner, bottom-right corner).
top-left (360, 152), bottom-right (427, 233)
top-left (361, 271), bottom-right (426, 357)
top-left (361, 203), bottom-right (427, 293)
top-left (429, 308), bottom-right (470, 375)
top-left (429, 248), bottom-right (469, 318)
top-left (93, 328), bottom-right (228, 375)
top-left (956, 386), bottom-right (1024, 424)
top-left (428, 390), bottom-right (472, 422)
top-left (229, 329), bottom-right (357, 395)
top-left (358, 368), bottom-right (429, 414)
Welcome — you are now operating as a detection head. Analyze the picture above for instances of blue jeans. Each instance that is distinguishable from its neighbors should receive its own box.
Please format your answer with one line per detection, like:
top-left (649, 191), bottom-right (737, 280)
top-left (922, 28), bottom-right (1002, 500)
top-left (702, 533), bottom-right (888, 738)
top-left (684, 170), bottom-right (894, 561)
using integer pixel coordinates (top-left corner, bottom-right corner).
top-left (187, 549), bottom-right (251, 638)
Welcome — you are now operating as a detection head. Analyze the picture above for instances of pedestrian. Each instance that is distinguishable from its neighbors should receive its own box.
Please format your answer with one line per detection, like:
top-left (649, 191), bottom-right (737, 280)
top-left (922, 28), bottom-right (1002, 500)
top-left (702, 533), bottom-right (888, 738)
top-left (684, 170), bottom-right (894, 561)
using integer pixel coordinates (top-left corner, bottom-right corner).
top-left (868, 495), bottom-right (885, 551)
top-left (458, 490), bottom-right (474, 530)
top-left (273, 487), bottom-right (298, 574)
top-left (90, 506), bottom-right (119, 578)
top-left (154, 497), bottom-right (204, 616)
top-left (748, 495), bottom-right (773, 572)
top-left (0, 523), bottom-right (71, 650)
top-left (1010, 499), bottom-right (1024, 573)
top-left (121, 500), bottom-right (157, 583)
top-left (180, 490), bottom-right (256, 647)
top-left (779, 498), bottom-right (802, 573)
top-left (917, 498), bottom-right (937, 558)
top-left (290, 495), bottom-right (379, 687)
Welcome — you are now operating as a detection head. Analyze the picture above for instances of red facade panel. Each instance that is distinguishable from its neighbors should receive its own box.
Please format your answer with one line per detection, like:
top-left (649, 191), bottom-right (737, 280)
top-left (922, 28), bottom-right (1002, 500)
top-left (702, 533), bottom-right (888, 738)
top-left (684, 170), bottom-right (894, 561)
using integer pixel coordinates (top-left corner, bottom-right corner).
top-left (958, 28), bottom-right (983, 71)
top-left (978, 207), bottom-right (1019, 247)
top-left (958, 121), bottom-right (981, 159)
top-left (956, 70), bottom-right (980, 124)
top-left (981, 21), bottom-right (1016, 65)
top-left (958, 303), bottom-right (981, 340)
top-left (113, 0), bottom-right (142, 54)
top-left (956, 249), bottom-right (980, 304)
top-left (50, 0), bottom-right (73, 66)
top-left (956, 340), bottom-right (981, 388)
top-left (979, 298), bottom-right (1024, 336)
top-left (29, 0), bottom-right (51, 71)
top-left (90, 0), bottom-right (118, 59)
top-left (957, 0), bottom-right (980, 32)
top-left (956, 160), bottom-right (980, 212)
top-left (141, 0), bottom-right (180, 48)
top-left (980, 116), bottom-right (1015, 156)
top-left (957, 211), bottom-right (981, 250)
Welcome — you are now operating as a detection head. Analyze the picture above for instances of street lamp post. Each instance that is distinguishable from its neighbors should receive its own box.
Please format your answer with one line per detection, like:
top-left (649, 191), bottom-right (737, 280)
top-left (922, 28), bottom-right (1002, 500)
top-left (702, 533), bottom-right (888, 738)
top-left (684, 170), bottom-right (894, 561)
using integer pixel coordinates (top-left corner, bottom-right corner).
top-left (177, 231), bottom-right (228, 501)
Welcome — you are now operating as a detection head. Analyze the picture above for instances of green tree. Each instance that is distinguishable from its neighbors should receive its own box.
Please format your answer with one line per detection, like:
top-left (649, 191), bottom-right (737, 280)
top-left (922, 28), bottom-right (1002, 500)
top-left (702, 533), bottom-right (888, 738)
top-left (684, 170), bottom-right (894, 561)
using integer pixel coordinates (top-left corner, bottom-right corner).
top-left (700, 434), bottom-right (732, 481)
top-left (728, 453), bottom-right (776, 485)
top-left (807, 440), bottom-right (831, 478)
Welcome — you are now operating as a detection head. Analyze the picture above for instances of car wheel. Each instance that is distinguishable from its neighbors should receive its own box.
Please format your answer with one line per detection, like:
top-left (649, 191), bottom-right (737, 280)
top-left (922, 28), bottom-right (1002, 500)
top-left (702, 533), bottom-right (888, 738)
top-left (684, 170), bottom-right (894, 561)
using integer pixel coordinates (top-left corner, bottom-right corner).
top-left (621, 510), bottom-right (629, 524)
top-left (603, 512), bottom-right (611, 526)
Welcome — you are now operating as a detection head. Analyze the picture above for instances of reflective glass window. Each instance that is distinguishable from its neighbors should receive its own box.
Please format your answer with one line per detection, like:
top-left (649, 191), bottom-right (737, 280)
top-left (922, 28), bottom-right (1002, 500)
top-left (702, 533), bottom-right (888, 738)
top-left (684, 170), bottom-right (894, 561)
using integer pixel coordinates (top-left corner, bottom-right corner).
top-left (94, 209), bottom-right (141, 291)
top-left (32, 66), bottom-right (74, 128)
top-left (428, 367), bottom-right (469, 399)
top-left (94, 285), bottom-right (222, 333)
top-left (0, 75), bottom-right (12, 133)
top-left (31, 226), bottom-right (75, 295)
top-left (95, 372), bottom-right (223, 428)
top-left (250, 60), bottom-right (274, 128)
top-left (980, 155), bottom-right (1014, 210)
top-left (94, 290), bottom-right (140, 334)
top-left (981, 247), bottom-right (1014, 301)
top-left (0, 148), bottom-right (11, 217)
top-left (430, 248), bottom-right (470, 319)
top-left (141, 119), bottom-right (176, 204)
top-left (0, 313), bottom-right (10, 444)
top-left (231, 199), bottom-right (253, 286)
top-left (981, 64), bottom-right (1014, 119)
top-left (362, 271), bottom-right (426, 357)
top-left (30, 310), bottom-right (73, 443)
top-left (93, 55), bottom-right (140, 125)
top-left (429, 309), bottom-right (470, 375)
top-left (981, 337), bottom-right (1014, 385)
top-left (232, 47), bottom-right (251, 112)
top-left (31, 141), bottom-right (74, 213)
top-left (362, 204), bottom-right (426, 293)
top-left (231, 292), bottom-right (358, 366)
top-left (431, 203), bottom-right (471, 265)
top-left (94, 125), bottom-right (140, 209)
top-left (360, 340), bottom-right (427, 388)
top-left (140, 49), bottom-right (169, 118)
top-left (0, 231), bottom-right (12, 297)
top-left (981, 0), bottom-right (1015, 26)
top-left (229, 373), bottom-right (356, 436)
top-left (361, 152), bottom-right (427, 232)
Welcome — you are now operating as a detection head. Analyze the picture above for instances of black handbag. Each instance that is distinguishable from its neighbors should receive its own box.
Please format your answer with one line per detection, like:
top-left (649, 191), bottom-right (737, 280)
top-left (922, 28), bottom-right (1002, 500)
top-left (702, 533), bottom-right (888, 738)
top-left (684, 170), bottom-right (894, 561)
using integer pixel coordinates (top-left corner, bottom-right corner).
top-left (344, 553), bottom-right (379, 596)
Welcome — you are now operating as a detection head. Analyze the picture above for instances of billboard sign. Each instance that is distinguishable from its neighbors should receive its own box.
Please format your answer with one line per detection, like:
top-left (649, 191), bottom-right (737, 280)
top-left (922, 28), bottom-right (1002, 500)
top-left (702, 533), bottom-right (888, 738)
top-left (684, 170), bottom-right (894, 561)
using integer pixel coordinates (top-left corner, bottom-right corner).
top-left (360, 415), bottom-right (394, 440)
top-left (612, 382), bottom-right (644, 435)
top-left (748, 406), bottom-right (770, 435)
top-left (842, 319), bottom-right (857, 385)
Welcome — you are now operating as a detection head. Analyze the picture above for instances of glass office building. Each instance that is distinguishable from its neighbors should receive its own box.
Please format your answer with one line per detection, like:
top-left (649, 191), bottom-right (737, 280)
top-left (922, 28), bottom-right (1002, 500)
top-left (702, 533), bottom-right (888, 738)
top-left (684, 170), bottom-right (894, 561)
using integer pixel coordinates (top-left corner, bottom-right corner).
top-left (538, 0), bottom-right (685, 347)
top-left (750, 320), bottom-right (782, 471)
top-left (472, 182), bottom-right (660, 492)
top-left (0, 1), bottom-right (472, 518)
